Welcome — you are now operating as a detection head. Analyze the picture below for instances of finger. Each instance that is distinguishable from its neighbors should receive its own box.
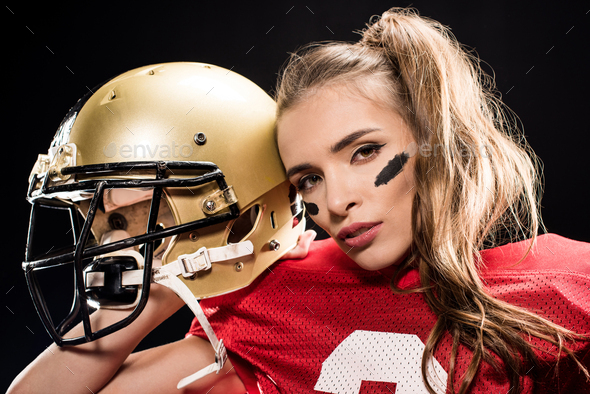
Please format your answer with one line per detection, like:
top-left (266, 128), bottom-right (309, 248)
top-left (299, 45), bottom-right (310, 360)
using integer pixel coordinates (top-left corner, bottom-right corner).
top-left (281, 230), bottom-right (317, 260)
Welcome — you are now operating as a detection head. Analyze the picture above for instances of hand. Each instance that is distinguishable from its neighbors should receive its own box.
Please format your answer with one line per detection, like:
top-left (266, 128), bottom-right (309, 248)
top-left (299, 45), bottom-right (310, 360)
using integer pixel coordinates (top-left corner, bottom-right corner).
top-left (282, 230), bottom-right (317, 260)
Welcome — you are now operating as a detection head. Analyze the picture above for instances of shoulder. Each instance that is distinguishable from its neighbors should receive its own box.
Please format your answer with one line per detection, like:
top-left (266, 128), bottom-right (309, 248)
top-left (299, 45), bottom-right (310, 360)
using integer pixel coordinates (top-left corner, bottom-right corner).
top-left (479, 234), bottom-right (590, 334)
top-left (479, 233), bottom-right (590, 275)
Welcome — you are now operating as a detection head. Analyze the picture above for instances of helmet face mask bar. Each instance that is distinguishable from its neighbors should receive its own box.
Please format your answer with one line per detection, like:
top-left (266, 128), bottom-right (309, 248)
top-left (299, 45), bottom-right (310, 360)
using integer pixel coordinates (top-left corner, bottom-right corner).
top-left (23, 62), bottom-right (305, 350)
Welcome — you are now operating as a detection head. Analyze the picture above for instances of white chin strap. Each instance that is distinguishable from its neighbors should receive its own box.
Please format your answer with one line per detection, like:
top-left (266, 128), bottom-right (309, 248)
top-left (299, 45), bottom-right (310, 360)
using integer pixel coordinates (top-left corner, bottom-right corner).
top-left (151, 266), bottom-right (228, 389)
top-left (84, 240), bottom-right (254, 389)
top-left (151, 241), bottom-right (254, 389)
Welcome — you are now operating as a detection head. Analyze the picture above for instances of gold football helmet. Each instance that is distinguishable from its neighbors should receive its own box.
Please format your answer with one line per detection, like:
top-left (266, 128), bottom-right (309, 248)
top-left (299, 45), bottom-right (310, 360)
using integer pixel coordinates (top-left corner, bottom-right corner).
top-left (24, 62), bottom-right (305, 349)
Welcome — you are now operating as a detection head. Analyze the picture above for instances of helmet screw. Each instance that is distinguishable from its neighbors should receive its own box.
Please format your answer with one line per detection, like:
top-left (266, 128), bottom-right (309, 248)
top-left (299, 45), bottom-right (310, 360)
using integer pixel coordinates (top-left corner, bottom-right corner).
top-left (234, 262), bottom-right (244, 272)
top-left (189, 232), bottom-right (199, 242)
top-left (269, 239), bottom-right (281, 251)
top-left (205, 200), bottom-right (216, 212)
top-left (108, 213), bottom-right (128, 230)
top-left (194, 132), bottom-right (207, 145)
top-left (59, 147), bottom-right (64, 154)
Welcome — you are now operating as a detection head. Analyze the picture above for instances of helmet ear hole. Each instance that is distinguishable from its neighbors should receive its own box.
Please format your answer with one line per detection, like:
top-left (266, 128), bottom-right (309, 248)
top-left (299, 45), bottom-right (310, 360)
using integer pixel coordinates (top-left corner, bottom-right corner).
top-left (227, 204), bottom-right (261, 244)
top-left (270, 211), bottom-right (277, 229)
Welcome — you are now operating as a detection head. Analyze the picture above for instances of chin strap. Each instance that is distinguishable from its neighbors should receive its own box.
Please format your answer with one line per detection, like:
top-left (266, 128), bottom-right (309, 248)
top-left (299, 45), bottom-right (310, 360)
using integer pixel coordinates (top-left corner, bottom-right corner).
top-left (86, 241), bottom-right (254, 288)
top-left (152, 241), bottom-right (254, 389)
top-left (162, 241), bottom-right (254, 279)
top-left (152, 266), bottom-right (228, 389)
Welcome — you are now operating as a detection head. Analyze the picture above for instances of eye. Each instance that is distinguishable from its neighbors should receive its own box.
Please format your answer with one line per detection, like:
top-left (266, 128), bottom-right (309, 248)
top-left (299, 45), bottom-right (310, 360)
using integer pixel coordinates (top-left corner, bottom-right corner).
top-left (351, 143), bottom-right (385, 164)
top-left (297, 174), bottom-right (322, 193)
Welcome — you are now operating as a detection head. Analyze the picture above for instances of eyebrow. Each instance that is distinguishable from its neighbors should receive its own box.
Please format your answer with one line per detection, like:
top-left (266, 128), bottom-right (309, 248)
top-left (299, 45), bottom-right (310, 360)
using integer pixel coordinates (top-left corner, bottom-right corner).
top-left (330, 128), bottom-right (381, 154)
top-left (286, 163), bottom-right (312, 179)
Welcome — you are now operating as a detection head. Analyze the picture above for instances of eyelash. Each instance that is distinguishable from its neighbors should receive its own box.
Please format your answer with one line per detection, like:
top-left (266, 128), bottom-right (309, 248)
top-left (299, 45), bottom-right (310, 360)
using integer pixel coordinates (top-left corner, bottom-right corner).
top-left (351, 143), bottom-right (385, 164)
top-left (296, 143), bottom-right (386, 193)
top-left (297, 174), bottom-right (321, 193)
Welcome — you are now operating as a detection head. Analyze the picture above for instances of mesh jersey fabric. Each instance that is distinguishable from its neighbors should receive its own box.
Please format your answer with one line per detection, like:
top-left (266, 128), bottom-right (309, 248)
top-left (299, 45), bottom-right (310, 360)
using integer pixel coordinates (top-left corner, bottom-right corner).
top-left (187, 233), bottom-right (590, 393)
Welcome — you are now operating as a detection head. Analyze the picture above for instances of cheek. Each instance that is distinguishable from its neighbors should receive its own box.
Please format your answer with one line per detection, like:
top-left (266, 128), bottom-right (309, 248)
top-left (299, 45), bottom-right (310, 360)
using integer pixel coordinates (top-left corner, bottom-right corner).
top-left (302, 199), bottom-right (332, 236)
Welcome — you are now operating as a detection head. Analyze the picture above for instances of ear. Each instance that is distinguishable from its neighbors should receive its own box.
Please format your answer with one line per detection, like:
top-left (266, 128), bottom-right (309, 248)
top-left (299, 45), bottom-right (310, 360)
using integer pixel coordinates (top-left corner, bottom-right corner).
top-left (280, 230), bottom-right (317, 260)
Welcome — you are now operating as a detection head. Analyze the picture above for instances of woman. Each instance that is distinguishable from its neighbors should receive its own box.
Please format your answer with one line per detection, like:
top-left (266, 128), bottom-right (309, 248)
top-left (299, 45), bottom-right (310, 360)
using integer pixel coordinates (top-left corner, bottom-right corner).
top-left (10, 7), bottom-right (589, 394)
top-left (275, 7), bottom-right (590, 393)
top-left (187, 7), bottom-right (590, 393)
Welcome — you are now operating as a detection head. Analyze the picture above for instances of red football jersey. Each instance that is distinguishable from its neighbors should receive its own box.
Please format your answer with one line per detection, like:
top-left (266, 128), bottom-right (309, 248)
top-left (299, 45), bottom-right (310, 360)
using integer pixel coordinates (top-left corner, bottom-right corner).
top-left (187, 234), bottom-right (590, 393)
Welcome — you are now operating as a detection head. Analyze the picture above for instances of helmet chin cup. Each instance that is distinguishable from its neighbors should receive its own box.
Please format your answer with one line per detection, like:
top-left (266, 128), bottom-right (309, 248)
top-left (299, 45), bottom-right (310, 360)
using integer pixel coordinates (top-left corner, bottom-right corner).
top-left (84, 248), bottom-right (145, 310)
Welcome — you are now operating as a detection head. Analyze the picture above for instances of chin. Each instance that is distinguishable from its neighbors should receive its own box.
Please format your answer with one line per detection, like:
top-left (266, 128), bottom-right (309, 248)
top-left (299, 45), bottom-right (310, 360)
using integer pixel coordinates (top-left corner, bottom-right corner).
top-left (337, 242), bottom-right (401, 271)
top-left (352, 258), bottom-right (391, 271)
top-left (335, 239), bottom-right (403, 271)
top-left (354, 255), bottom-right (398, 271)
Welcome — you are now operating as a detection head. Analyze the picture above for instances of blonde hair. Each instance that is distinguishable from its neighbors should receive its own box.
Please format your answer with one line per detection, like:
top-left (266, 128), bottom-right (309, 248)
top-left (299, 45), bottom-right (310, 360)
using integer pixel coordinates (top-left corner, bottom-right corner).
top-left (275, 7), bottom-right (588, 394)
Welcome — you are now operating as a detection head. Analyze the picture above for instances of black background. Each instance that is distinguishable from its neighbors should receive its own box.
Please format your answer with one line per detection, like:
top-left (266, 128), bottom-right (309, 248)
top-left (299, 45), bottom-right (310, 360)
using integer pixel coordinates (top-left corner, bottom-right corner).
top-left (2, 1), bottom-right (589, 390)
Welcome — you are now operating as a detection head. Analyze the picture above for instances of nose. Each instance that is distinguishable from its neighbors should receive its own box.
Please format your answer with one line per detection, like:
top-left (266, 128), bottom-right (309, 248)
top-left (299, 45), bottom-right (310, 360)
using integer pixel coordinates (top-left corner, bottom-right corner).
top-left (324, 170), bottom-right (361, 217)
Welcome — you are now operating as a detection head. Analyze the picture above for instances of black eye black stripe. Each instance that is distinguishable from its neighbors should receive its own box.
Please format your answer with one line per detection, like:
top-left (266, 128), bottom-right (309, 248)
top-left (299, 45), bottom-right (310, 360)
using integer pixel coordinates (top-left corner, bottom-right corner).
top-left (304, 201), bottom-right (319, 216)
top-left (374, 152), bottom-right (409, 187)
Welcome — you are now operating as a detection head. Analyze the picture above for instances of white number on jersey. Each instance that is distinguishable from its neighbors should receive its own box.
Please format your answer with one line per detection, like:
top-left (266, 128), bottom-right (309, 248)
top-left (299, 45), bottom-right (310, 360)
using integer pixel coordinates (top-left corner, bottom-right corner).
top-left (314, 330), bottom-right (447, 394)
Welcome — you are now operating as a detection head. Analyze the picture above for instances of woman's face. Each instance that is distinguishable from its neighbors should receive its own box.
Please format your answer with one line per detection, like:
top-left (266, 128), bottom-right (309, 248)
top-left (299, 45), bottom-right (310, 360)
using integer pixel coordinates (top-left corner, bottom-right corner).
top-left (277, 85), bottom-right (417, 270)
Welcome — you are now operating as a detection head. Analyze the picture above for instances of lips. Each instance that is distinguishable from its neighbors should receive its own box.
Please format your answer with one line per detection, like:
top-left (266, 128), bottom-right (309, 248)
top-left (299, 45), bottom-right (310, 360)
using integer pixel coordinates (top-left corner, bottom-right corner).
top-left (337, 222), bottom-right (383, 248)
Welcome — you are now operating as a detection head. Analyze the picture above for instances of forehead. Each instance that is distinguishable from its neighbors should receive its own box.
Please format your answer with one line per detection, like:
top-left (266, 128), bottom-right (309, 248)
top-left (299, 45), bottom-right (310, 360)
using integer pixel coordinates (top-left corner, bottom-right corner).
top-left (277, 85), bottom-right (410, 158)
